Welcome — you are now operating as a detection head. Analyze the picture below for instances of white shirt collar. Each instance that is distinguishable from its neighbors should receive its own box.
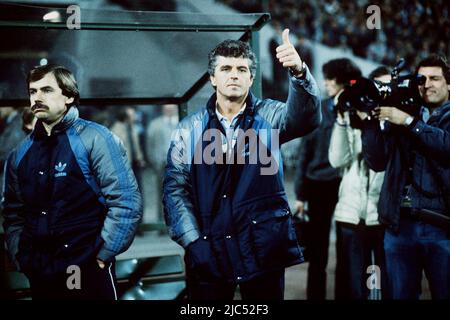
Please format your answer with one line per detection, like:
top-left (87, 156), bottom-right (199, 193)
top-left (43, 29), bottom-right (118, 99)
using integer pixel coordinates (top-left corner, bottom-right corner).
top-left (215, 103), bottom-right (246, 126)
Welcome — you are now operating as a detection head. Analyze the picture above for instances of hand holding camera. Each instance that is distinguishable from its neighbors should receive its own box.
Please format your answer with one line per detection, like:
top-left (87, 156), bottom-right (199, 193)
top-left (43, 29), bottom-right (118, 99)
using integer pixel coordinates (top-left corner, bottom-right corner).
top-left (372, 106), bottom-right (413, 126)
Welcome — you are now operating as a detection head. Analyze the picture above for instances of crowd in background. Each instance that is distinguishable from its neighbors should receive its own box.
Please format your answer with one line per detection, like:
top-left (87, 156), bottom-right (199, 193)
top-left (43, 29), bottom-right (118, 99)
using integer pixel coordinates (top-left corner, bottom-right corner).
top-left (221, 0), bottom-right (449, 69)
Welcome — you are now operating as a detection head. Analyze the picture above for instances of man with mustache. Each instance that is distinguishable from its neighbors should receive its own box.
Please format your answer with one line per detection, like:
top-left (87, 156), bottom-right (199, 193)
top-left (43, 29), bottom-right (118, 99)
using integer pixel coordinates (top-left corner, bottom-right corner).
top-left (1, 64), bottom-right (143, 300)
top-left (361, 55), bottom-right (450, 299)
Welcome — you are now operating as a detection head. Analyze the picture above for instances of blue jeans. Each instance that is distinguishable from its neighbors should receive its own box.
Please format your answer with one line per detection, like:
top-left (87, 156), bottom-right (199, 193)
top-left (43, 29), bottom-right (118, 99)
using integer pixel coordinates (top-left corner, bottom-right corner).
top-left (384, 218), bottom-right (450, 299)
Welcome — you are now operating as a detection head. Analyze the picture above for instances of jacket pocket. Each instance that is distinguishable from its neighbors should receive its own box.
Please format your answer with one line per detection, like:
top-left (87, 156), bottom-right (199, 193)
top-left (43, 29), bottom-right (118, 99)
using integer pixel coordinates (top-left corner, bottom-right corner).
top-left (186, 237), bottom-right (222, 280)
top-left (250, 208), bottom-right (303, 269)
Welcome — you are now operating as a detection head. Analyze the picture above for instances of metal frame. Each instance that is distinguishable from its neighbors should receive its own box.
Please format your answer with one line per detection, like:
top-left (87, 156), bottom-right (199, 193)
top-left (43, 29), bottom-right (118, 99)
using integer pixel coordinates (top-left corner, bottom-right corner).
top-left (0, 3), bottom-right (270, 107)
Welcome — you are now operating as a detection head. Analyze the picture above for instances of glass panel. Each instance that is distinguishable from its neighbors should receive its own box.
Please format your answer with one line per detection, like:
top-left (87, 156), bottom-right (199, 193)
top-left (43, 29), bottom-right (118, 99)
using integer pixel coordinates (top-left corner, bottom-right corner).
top-left (0, 3), bottom-right (266, 29)
top-left (0, 3), bottom-right (269, 102)
top-left (0, 27), bottom-right (240, 100)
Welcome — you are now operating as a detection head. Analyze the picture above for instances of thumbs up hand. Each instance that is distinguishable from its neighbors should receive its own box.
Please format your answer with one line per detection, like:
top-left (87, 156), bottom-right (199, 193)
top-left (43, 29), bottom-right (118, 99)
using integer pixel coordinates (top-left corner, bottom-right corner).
top-left (276, 28), bottom-right (304, 77)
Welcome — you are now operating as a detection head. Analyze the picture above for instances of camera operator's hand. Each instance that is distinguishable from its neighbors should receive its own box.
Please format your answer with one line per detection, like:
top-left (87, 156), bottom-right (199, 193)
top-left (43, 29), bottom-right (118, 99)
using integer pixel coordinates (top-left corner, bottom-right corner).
top-left (356, 110), bottom-right (369, 121)
top-left (295, 200), bottom-right (305, 216)
top-left (373, 106), bottom-right (412, 126)
top-left (276, 29), bottom-right (305, 77)
top-left (336, 110), bottom-right (350, 125)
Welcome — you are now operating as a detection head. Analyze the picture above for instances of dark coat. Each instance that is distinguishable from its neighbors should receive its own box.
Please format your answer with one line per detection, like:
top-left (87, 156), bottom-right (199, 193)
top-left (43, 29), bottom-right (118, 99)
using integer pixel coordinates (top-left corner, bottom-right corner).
top-left (2, 107), bottom-right (142, 276)
top-left (163, 68), bottom-right (321, 283)
top-left (361, 101), bottom-right (450, 231)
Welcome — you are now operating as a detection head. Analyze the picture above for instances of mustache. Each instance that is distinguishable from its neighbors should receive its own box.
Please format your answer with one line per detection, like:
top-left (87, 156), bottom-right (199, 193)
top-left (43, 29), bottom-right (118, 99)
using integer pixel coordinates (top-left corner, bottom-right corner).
top-left (31, 103), bottom-right (49, 111)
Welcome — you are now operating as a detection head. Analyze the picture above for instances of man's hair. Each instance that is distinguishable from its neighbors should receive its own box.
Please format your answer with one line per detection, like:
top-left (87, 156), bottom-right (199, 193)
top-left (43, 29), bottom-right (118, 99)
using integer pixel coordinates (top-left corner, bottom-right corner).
top-left (21, 108), bottom-right (35, 133)
top-left (322, 58), bottom-right (362, 85)
top-left (27, 64), bottom-right (79, 107)
top-left (207, 40), bottom-right (257, 78)
top-left (415, 54), bottom-right (450, 84)
top-left (368, 66), bottom-right (391, 81)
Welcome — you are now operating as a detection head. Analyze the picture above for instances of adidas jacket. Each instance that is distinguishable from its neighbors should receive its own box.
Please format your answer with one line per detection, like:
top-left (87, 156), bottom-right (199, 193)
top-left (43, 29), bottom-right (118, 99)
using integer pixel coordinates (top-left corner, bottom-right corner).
top-left (2, 107), bottom-right (142, 276)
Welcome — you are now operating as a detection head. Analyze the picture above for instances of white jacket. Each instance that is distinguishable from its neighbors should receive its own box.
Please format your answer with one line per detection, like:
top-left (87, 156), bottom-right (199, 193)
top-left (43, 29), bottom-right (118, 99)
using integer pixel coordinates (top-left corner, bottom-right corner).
top-left (328, 123), bottom-right (385, 226)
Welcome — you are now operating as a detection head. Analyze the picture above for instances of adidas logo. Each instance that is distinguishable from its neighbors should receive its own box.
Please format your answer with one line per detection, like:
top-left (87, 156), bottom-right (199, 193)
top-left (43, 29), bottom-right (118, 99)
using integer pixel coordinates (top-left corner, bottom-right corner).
top-left (54, 162), bottom-right (67, 177)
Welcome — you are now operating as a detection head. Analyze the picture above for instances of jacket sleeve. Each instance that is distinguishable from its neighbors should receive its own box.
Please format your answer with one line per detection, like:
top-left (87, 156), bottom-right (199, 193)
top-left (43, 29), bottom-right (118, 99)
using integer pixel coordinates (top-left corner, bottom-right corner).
top-left (163, 126), bottom-right (200, 248)
top-left (361, 119), bottom-right (389, 172)
top-left (329, 123), bottom-right (353, 169)
top-left (407, 116), bottom-right (450, 163)
top-left (258, 66), bottom-right (322, 143)
top-left (88, 128), bottom-right (143, 263)
top-left (1, 151), bottom-right (25, 270)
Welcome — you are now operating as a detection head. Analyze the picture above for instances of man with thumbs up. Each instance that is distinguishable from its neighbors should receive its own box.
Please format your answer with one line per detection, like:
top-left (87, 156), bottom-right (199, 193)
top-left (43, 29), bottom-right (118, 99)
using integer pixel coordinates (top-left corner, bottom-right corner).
top-left (163, 29), bottom-right (321, 300)
top-left (276, 29), bottom-right (308, 77)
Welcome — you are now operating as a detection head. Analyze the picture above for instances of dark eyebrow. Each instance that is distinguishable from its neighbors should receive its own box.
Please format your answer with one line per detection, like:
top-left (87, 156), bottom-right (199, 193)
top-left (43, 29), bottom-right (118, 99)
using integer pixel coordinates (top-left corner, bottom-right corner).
top-left (220, 65), bottom-right (249, 70)
top-left (29, 85), bottom-right (54, 91)
top-left (40, 86), bottom-right (54, 91)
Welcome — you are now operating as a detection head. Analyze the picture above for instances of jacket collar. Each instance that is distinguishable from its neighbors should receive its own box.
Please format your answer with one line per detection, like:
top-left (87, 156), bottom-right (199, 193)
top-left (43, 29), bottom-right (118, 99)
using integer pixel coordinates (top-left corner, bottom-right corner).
top-left (426, 99), bottom-right (450, 122)
top-left (33, 106), bottom-right (79, 139)
top-left (206, 92), bottom-right (256, 118)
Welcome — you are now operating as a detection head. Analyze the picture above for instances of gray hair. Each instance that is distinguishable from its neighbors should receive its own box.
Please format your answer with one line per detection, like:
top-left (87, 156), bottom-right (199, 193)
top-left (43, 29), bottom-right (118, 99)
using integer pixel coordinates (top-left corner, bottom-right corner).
top-left (208, 39), bottom-right (257, 78)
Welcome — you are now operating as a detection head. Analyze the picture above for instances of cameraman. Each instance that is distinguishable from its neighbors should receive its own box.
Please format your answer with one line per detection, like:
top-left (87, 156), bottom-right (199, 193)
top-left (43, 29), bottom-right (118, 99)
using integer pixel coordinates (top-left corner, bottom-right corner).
top-left (361, 55), bottom-right (450, 299)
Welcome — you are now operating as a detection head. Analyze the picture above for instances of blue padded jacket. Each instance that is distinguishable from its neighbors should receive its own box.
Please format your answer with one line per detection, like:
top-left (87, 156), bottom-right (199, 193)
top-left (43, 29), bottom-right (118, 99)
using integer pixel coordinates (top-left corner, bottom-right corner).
top-left (163, 68), bottom-right (321, 283)
top-left (2, 107), bottom-right (143, 276)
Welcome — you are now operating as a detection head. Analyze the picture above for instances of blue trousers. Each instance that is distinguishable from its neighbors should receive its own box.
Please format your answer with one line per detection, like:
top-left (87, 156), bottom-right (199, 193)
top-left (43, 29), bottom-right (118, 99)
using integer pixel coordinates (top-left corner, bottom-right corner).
top-left (384, 218), bottom-right (450, 299)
